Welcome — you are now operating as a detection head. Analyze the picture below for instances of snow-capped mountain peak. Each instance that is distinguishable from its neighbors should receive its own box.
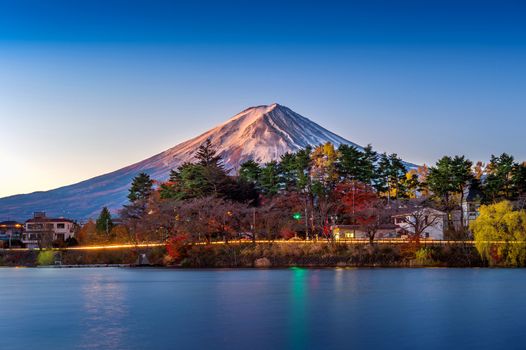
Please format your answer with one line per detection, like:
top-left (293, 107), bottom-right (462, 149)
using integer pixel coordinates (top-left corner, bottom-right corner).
top-left (157, 103), bottom-right (361, 172)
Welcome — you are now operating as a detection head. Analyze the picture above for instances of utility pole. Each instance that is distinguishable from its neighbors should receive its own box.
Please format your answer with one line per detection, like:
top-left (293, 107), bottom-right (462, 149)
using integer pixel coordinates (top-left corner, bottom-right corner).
top-left (252, 207), bottom-right (256, 242)
top-left (387, 176), bottom-right (391, 206)
top-left (305, 205), bottom-right (309, 240)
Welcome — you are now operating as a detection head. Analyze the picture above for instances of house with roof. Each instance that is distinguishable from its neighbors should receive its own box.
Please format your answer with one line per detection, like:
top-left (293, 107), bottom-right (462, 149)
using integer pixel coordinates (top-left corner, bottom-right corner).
top-left (462, 181), bottom-right (483, 227)
top-left (0, 221), bottom-right (24, 247)
top-left (392, 207), bottom-right (447, 240)
top-left (332, 223), bottom-right (399, 240)
top-left (22, 212), bottom-right (78, 248)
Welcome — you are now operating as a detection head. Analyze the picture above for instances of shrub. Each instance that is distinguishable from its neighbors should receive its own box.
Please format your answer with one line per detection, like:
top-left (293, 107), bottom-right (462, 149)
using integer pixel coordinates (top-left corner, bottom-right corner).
top-left (166, 235), bottom-right (190, 264)
top-left (37, 250), bottom-right (56, 266)
top-left (414, 247), bottom-right (435, 266)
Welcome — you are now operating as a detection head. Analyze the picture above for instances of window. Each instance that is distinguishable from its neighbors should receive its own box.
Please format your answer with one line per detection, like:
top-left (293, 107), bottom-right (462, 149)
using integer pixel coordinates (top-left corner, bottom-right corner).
top-left (57, 223), bottom-right (65, 229)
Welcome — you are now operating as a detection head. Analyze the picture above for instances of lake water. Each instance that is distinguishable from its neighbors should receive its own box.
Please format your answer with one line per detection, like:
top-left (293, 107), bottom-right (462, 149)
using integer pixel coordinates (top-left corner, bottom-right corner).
top-left (1, 268), bottom-right (526, 350)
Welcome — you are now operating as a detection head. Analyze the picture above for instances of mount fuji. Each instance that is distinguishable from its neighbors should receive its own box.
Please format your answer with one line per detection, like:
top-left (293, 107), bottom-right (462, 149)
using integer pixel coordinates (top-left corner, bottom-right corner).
top-left (0, 103), bottom-right (414, 220)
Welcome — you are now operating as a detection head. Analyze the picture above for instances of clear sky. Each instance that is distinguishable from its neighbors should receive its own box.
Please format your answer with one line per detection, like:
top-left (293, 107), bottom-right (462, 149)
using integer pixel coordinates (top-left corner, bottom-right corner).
top-left (1, 0), bottom-right (525, 198)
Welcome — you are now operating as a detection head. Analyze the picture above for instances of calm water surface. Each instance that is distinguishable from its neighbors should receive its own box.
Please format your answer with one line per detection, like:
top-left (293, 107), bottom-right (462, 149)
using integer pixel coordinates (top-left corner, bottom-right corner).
top-left (1, 268), bottom-right (526, 350)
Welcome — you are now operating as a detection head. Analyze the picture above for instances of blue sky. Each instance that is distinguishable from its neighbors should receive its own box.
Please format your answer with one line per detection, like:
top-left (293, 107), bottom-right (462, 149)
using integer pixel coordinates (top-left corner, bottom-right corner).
top-left (1, 0), bottom-right (525, 197)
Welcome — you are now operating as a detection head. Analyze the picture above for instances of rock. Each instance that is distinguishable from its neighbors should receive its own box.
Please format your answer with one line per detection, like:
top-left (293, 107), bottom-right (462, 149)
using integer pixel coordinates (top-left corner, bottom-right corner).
top-left (135, 253), bottom-right (151, 266)
top-left (254, 257), bottom-right (271, 268)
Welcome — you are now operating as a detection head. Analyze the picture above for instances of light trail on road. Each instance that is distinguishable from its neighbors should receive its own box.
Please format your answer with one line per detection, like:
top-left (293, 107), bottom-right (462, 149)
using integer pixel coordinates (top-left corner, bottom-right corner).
top-left (4, 239), bottom-right (525, 252)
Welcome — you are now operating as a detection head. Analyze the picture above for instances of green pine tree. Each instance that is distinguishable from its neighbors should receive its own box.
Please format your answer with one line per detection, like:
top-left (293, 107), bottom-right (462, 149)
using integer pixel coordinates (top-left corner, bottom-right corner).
top-left (239, 160), bottom-right (261, 186)
top-left (96, 207), bottom-right (114, 235)
top-left (195, 138), bottom-right (224, 169)
top-left (128, 172), bottom-right (154, 202)
top-left (260, 161), bottom-right (281, 195)
top-left (484, 153), bottom-right (518, 201)
top-left (338, 144), bottom-right (364, 181)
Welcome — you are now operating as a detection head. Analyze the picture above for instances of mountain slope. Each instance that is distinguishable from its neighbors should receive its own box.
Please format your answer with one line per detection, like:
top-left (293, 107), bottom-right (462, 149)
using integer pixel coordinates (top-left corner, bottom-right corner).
top-left (0, 103), bottom-right (409, 220)
top-left (154, 103), bottom-right (360, 173)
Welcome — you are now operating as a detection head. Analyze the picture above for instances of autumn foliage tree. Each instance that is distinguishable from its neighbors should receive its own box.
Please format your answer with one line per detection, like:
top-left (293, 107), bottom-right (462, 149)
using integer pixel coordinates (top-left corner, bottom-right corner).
top-left (471, 201), bottom-right (526, 266)
top-left (256, 192), bottom-right (304, 240)
top-left (336, 181), bottom-right (382, 243)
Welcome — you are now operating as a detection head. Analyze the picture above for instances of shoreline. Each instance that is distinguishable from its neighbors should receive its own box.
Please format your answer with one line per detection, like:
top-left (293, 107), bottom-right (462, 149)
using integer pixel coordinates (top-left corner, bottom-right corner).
top-left (0, 241), bottom-right (493, 268)
top-left (0, 265), bottom-right (504, 269)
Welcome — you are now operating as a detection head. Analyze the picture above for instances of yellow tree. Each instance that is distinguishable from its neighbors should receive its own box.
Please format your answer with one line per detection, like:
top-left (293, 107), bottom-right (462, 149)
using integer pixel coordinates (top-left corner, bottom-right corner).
top-left (310, 142), bottom-right (341, 236)
top-left (310, 142), bottom-right (340, 185)
top-left (474, 161), bottom-right (485, 180)
top-left (470, 201), bottom-right (526, 266)
top-left (77, 220), bottom-right (98, 245)
top-left (405, 169), bottom-right (419, 198)
top-left (417, 164), bottom-right (430, 197)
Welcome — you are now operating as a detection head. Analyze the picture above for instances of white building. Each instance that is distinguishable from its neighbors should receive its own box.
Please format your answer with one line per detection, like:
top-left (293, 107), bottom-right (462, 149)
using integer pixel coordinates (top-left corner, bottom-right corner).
top-left (23, 212), bottom-right (78, 248)
top-left (392, 208), bottom-right (447, 240)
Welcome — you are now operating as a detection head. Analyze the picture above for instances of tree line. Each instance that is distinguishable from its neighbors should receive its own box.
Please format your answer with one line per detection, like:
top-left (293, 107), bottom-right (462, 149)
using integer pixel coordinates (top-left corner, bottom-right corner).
top-left (82, 139), bottom-right (525, 245)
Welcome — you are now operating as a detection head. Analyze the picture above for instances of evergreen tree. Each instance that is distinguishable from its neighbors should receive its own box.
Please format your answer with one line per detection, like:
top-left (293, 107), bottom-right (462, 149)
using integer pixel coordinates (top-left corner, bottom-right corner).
top-left (128, 172), bottom-right (154, 202)
top-left (159, 169), bottom-right (180, 199)
top-left (338, 144), bottom-right (364, 181)
top-left (239, 160), bottom-right (261, 186)
top-left (387, 153), bottom-right (408, 199)
top-left (428, 155), bottom-right (474, 229)
top-left (195, 138), bottom-right (224, 169)
top-left (177, 163), bottom-right (210, 199)
top-left (96, 207), bottom-right (114, 235)
top-left (203, 163), bottom-right (232, 197)
top-left (450, 155), bottom-right (474, 228)
top-left (515, 162), bottom-right (526, 198)
top-left (374, 153), bottom-right (406, 199)
top-left (427, 156), bottom-right (455, 206)
top-left (374, 153), bottom-right (390, 194)
top-left (360, 144), bottom-right (379, 184)
top-left (260, 161), bottom-right (281, 195)
top-left (484, 153), bottom-right (518, 201)
top-left (294, 146), bottom-right (312, 192)
top-left (279, 152), bottom-right (298, 191)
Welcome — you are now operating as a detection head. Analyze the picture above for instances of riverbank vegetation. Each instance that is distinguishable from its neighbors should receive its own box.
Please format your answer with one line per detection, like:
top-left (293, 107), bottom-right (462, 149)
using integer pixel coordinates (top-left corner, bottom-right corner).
top-left (0, 243), bottom-right (482, 268)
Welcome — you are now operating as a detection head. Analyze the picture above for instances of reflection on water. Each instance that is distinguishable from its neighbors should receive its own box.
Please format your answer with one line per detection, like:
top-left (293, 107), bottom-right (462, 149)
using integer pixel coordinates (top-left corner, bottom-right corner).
top-left (79, 273), bottom-right (128, 349)
top-left (2, 268), bottom-right (526, 350)
top-left (289, 267), bottom-right (307, 350)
